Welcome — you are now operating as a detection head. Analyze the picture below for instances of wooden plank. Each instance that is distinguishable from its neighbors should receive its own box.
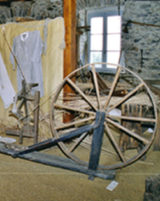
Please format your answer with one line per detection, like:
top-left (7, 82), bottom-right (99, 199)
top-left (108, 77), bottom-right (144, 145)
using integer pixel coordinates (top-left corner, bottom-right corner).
top-left (6, 129), bottom-right (34, 138)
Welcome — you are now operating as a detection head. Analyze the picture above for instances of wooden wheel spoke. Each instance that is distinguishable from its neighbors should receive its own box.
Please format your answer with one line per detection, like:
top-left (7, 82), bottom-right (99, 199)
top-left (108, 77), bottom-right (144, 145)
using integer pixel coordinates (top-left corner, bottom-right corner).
top-left (108, 82), bottom-right (144, 112)
top-left (104, 66), bottom-right (121, 109)
top-left (107, 118), bottom-right (150, 145)
top-left (69, 132), bottom-right (88, 152)
top-left (105, 123), bottom-right (126, 163)
top-left (107, 114), bottom-right (156, 123)
top-left (55, 116), bottom-right (95, 130)
top-left (91, 64), bottom-right (101, 110)
top-left (54, 103), bottom-right (95, 115)
top-left (66, 78), bottom-right (97, 111)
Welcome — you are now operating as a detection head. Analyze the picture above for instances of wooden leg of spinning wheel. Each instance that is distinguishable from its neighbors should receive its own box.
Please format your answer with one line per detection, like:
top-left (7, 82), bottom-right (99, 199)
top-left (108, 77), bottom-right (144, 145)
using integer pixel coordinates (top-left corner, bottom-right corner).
top-left (34, 91), bottom-right (40, 144)
top-left (88, 111), bottom-right (105, 180)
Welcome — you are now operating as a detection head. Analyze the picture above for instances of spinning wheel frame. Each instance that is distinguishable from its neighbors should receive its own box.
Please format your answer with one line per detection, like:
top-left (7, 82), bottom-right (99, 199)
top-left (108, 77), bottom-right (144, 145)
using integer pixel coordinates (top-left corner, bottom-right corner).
top-left (50, 63), bottom-right (157, 170)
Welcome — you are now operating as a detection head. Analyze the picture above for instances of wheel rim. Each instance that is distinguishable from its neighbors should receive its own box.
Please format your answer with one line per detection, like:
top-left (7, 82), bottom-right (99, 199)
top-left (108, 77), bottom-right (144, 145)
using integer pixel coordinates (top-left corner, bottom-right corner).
top-left (50, 63), bottom-right (157, 170)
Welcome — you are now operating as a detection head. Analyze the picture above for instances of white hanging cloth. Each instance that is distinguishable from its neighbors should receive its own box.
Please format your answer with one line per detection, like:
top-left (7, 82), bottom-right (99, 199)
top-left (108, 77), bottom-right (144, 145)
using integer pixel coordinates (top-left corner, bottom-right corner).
top-left (0, 53), bottom-right (16, 108)
top-left (10, 30), bottom-right (44, 97)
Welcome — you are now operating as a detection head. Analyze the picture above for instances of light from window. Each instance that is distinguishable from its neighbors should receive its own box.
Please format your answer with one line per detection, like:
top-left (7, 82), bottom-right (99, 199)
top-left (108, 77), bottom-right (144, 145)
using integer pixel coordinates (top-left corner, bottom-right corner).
top-left (107, 16), bottom-right (121, 68)
top-left (90, 17), bottom-right (103, 67)
top-left (89, 14), bottom-right (121, 70)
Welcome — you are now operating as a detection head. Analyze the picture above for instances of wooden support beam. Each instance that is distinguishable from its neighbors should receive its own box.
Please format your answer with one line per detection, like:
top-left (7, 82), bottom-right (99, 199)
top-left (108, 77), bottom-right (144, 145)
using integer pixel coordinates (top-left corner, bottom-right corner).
top-left (63, 0), bottom-right (77, 78)
top-left (63, 0), bottom-right (77, 122)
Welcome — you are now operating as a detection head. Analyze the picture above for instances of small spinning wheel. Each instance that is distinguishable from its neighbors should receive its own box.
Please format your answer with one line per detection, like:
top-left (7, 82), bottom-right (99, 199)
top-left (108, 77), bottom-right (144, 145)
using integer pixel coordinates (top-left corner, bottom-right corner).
top-left (50, 63), bottom-right (157, 170)
top-left (7, 80), bottom-right (40, 144)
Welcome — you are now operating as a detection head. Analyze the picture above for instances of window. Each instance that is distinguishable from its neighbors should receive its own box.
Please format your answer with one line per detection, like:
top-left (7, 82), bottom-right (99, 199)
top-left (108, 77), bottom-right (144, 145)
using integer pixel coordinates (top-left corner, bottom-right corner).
top-left (88, 8), bottom-right (122, 72)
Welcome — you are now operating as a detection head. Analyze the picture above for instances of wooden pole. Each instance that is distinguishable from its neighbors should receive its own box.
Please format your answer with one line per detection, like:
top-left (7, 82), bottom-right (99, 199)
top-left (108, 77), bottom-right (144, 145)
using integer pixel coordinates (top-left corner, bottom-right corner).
top-left (63, 0), bottom-right (77, 122)
top-left (63, 0), bottom-right (77, 78)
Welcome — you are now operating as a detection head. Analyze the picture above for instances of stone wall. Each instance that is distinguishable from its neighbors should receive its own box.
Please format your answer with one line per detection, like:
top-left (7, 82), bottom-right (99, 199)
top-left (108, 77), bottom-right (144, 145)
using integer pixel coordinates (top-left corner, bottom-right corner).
top-left (144, 175), bottom-right (160, 201)
top-left (0, 0), bottom-right (63, 23)
top-left (122, 1), bottom-right (160, 80)
top-left (77, 0), bottom-right (125, 11)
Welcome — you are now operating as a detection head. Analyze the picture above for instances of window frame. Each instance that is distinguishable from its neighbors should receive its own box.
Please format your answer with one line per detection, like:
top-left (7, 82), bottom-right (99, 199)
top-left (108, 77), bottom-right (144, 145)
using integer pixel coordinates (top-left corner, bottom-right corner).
top-left (87, 7), bottom-right (123, 73)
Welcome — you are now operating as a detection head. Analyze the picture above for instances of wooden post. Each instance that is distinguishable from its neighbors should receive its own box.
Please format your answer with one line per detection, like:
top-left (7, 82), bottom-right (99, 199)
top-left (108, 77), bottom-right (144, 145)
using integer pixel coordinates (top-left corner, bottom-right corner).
top-left (63, 0), bottom-right (77, 78)
top-left (63, 0), bottom-right (77, 122)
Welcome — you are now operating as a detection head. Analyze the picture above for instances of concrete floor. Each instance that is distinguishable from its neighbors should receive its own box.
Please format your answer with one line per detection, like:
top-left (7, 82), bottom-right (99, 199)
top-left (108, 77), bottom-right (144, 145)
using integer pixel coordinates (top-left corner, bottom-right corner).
top-left (0, 145), bottom-right (159, 201)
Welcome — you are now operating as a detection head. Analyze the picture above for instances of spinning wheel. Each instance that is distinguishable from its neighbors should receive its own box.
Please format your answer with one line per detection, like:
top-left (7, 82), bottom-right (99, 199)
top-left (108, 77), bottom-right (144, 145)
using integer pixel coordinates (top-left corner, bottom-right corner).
top-left (7, 80), bottom-right (40, 144)
top-left (50, 63), bottom-right (157, 170)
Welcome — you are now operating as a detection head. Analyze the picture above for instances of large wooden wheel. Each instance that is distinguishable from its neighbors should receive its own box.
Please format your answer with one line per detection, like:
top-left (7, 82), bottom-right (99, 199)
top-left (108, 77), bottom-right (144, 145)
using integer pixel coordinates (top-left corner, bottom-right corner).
top-left (50, 63), bottom-right (157, 170)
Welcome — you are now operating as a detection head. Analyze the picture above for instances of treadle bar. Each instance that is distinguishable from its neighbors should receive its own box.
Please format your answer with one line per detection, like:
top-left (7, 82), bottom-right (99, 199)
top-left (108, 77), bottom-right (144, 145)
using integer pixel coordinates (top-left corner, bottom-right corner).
top-left (0, 143), bottom-right (115, 180)
top-left (13, 111), bottom-right (104, 157)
